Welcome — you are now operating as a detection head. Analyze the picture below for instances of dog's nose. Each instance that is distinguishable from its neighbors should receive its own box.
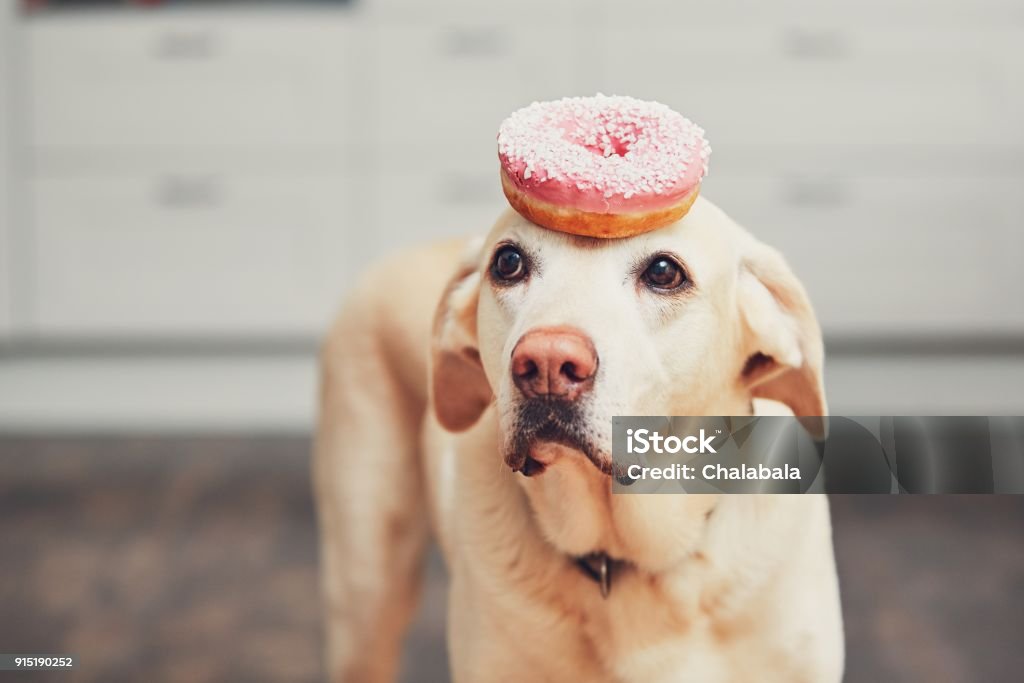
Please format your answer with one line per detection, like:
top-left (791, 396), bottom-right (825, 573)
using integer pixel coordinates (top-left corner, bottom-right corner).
top-left (511, 326), bottom-right (598, 401)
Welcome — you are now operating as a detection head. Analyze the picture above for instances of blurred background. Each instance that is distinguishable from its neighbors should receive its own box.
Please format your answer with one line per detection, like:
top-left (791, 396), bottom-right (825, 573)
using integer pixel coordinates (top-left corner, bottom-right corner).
top-left (0, 1), bottom-right (1022, 681)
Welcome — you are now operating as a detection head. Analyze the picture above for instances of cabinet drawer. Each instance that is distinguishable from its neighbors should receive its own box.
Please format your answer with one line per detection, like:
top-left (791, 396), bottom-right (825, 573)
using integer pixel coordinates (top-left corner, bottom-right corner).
top-left (605, 0), bottom-right (1024, 26)
top-left (29, 172), bottom-right (360, 336)
top-left (371, 152), bottom-right (505, 259)
top-left (28, 14), bottom-right (363, 147)
top-left (704, 175), bottom-right (1024, 334)
top-left (603, 27), bottom-right (1023, 151)
top-left (375, 23), bottom-right (580, 168)
top-left (369, 0), bottom-right (580, 23)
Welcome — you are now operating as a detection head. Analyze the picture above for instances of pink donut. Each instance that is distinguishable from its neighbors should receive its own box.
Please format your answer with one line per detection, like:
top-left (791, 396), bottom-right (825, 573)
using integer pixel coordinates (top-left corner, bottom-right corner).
top-left (497, 94), bottom-right (710, 238)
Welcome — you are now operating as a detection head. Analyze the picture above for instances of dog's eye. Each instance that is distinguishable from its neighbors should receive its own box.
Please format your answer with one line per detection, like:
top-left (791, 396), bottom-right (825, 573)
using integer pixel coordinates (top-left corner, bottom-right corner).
top-left (642, 255), bottom-right (688, 291)
top-left (491, 245), bottom-right (527, 282)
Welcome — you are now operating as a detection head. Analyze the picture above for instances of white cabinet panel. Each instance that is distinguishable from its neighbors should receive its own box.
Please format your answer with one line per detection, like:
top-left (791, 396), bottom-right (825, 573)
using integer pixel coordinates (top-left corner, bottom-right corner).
top-left (603, 27), bottom-right (1023, 151)
top-left (604, 0), bottom-right (1024, 26)
top-left (368, 0), bottom-right (580, 24)
top-left (30, 172), bottom-right (360, 337)
top-left (375, 22), bottom-right (582, 169)
top-left (704, 175), bottom-right (1024, 334)
top-left (28, 13), bottom-right (364, 147)
top-left (0, 3), bottom-right (12, 339)
top-left (0, 355), bottom-right (316, 432)
top-left (369, 151), bottom-right (505, 261)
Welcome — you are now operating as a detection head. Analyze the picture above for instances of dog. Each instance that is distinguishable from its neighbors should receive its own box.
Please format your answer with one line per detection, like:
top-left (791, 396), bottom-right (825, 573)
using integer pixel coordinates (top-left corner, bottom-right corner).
top-left (314, 197), bottom-right (844, 682)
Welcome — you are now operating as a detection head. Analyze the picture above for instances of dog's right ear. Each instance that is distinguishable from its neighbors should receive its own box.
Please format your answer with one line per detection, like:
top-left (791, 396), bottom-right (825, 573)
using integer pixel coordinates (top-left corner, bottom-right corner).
top-left (431, 240), bottom-right (492, 431)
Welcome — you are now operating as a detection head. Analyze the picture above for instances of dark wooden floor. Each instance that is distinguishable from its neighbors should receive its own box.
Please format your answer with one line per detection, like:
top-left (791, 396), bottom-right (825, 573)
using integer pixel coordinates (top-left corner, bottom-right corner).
top-left (0, 436), bottom-right (1021, 682)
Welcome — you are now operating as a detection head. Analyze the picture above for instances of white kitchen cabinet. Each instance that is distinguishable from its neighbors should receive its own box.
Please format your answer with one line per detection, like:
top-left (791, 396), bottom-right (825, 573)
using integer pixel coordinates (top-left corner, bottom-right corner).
top-left (374, 20), bottom-right (584, 170)
top-left (10, 1), bottom-right (1024, 344)
top-left (703, 173), bottom-right (1024, 335)
top-left (604, 0), bottom-right (1024, 27)
top-left (602, 27), bottom-right (1024, 152)
top-left (0, 0), bottom-right (1020, 432)
top-left (29, 12), bottom-right (365, 148)
top-left (367, 0), bottom-right (581, 24)
top-left (0, 2), bottom-right (13, 340)
top-left (0, 354), bottom-right (317, 432)
top-left (371, 149), bottom-right (506, 259)
top-left (29, 170), bottom-right (362, 337)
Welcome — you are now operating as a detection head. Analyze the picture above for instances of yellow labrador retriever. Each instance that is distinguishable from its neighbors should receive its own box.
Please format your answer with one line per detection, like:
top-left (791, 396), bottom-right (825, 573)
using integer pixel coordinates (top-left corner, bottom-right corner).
top-left (314, 197), bottom-right (844, 682)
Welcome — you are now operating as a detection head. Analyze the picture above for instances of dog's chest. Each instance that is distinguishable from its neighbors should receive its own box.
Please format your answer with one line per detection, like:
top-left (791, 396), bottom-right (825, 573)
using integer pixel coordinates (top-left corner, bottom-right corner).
top-left (575, 568), bottom-right (742, 682)
top-left (454, 568), bottom-right (772, 683)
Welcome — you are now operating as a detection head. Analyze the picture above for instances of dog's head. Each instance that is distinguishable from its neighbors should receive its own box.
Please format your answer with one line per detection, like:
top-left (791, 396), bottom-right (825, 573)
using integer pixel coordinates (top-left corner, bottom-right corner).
top-left (431, 197), bottom-right (825, 480)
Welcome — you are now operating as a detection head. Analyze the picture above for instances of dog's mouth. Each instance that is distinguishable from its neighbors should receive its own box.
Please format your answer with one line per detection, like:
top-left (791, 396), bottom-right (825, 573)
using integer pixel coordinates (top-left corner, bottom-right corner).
top-left (504, 399), bottom-right (609, 477)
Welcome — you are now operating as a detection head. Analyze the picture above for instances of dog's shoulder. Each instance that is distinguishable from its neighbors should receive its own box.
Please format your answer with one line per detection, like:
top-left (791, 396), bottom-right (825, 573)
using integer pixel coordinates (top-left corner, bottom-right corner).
top-left (320, 238), bottom-right (473, 406)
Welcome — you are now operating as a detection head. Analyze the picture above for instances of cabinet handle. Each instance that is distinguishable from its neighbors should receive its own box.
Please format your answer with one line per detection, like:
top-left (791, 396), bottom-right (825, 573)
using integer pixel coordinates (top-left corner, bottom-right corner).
top-left (156, 175), bottom-right (223, 209)
top-left (154, 30), bottom-right (222, 60)
top-left (781, 28), bottom-right (849, 61)
top-left (782, 178), bottom-right (849, 208)
top-left (439, 174), bottom-right (492, 205)
top-left (439, 26), bottom-right (508, 58)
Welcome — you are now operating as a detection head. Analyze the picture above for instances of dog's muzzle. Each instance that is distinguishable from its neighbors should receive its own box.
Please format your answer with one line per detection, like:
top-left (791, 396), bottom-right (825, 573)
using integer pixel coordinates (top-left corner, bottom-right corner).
top-left (504, 398), bottom-right (607, 477)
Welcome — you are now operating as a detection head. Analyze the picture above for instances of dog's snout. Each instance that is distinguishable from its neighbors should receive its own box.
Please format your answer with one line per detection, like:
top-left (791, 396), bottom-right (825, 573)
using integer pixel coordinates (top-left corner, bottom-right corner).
top-left (511, 326), bottom-right (597, 401)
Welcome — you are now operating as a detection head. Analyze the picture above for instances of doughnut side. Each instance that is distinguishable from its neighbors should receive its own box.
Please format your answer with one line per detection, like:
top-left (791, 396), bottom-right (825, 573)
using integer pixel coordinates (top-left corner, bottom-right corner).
top-left (500, 169), bottom-right (699, 239)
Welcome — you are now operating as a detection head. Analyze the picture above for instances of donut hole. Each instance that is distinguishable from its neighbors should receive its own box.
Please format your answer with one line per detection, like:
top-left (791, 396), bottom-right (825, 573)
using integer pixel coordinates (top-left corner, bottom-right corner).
top-left (604, 136), bottom-right (632, 157)
top-left (565, 119), bottom-right (643, 158)
top-left (580, 133), bottom-right (632, 158)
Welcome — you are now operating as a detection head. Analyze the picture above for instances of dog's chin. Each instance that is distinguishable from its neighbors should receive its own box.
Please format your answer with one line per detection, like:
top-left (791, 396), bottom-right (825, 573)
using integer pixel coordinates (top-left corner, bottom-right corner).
top-left (503, 400), bottom-right (610, 477)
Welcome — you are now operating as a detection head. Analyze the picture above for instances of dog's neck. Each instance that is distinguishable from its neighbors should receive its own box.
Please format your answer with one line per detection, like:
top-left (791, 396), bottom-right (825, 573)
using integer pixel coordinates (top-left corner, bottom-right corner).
top-left (509, 395), bottom-right (764, 578)
top-left (513, 443), bottom-right (721, 576)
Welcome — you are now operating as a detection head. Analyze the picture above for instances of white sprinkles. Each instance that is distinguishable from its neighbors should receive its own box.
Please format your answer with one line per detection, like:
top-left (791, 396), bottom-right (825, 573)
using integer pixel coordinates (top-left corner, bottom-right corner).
top-left (497, 94), bottom-right (711, 200)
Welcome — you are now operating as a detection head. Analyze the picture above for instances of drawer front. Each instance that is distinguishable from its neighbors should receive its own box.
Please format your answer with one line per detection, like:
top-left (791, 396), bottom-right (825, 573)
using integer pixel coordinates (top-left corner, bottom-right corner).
top-left (604, 0), bottom-right (1024, 26)
top-left (369, 0), bottom-right (581, 23)
top-left (370, 153), bottom-right (506, 260)
top-left (29, 15), bottom-right (363, 147)
top-left (30, 172), bottom-right (359, 336)
top-left (375, 23), bottom-right (581, 168)
top-left (703, 175), bottom-right (1024, 334)
top-left (603, 27), bottom-right (1023, 150)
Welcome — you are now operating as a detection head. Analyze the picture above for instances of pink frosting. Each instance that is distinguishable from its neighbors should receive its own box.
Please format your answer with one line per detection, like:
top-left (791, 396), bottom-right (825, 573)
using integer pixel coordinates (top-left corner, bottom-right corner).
top-left (498, 95), bottom-right (710, 215)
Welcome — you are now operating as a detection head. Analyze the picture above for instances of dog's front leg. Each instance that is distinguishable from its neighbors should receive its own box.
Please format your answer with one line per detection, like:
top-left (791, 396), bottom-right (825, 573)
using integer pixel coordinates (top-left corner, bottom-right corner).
top-left (313, 315), bottom-right (430, 683)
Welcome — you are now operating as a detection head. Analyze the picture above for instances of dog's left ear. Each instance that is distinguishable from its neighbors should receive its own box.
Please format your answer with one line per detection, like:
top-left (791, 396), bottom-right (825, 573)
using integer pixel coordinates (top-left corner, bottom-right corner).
top-left (737, 241), bottom-right (827, 437)
top-left (431, 240), bottom-right (492, 432)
